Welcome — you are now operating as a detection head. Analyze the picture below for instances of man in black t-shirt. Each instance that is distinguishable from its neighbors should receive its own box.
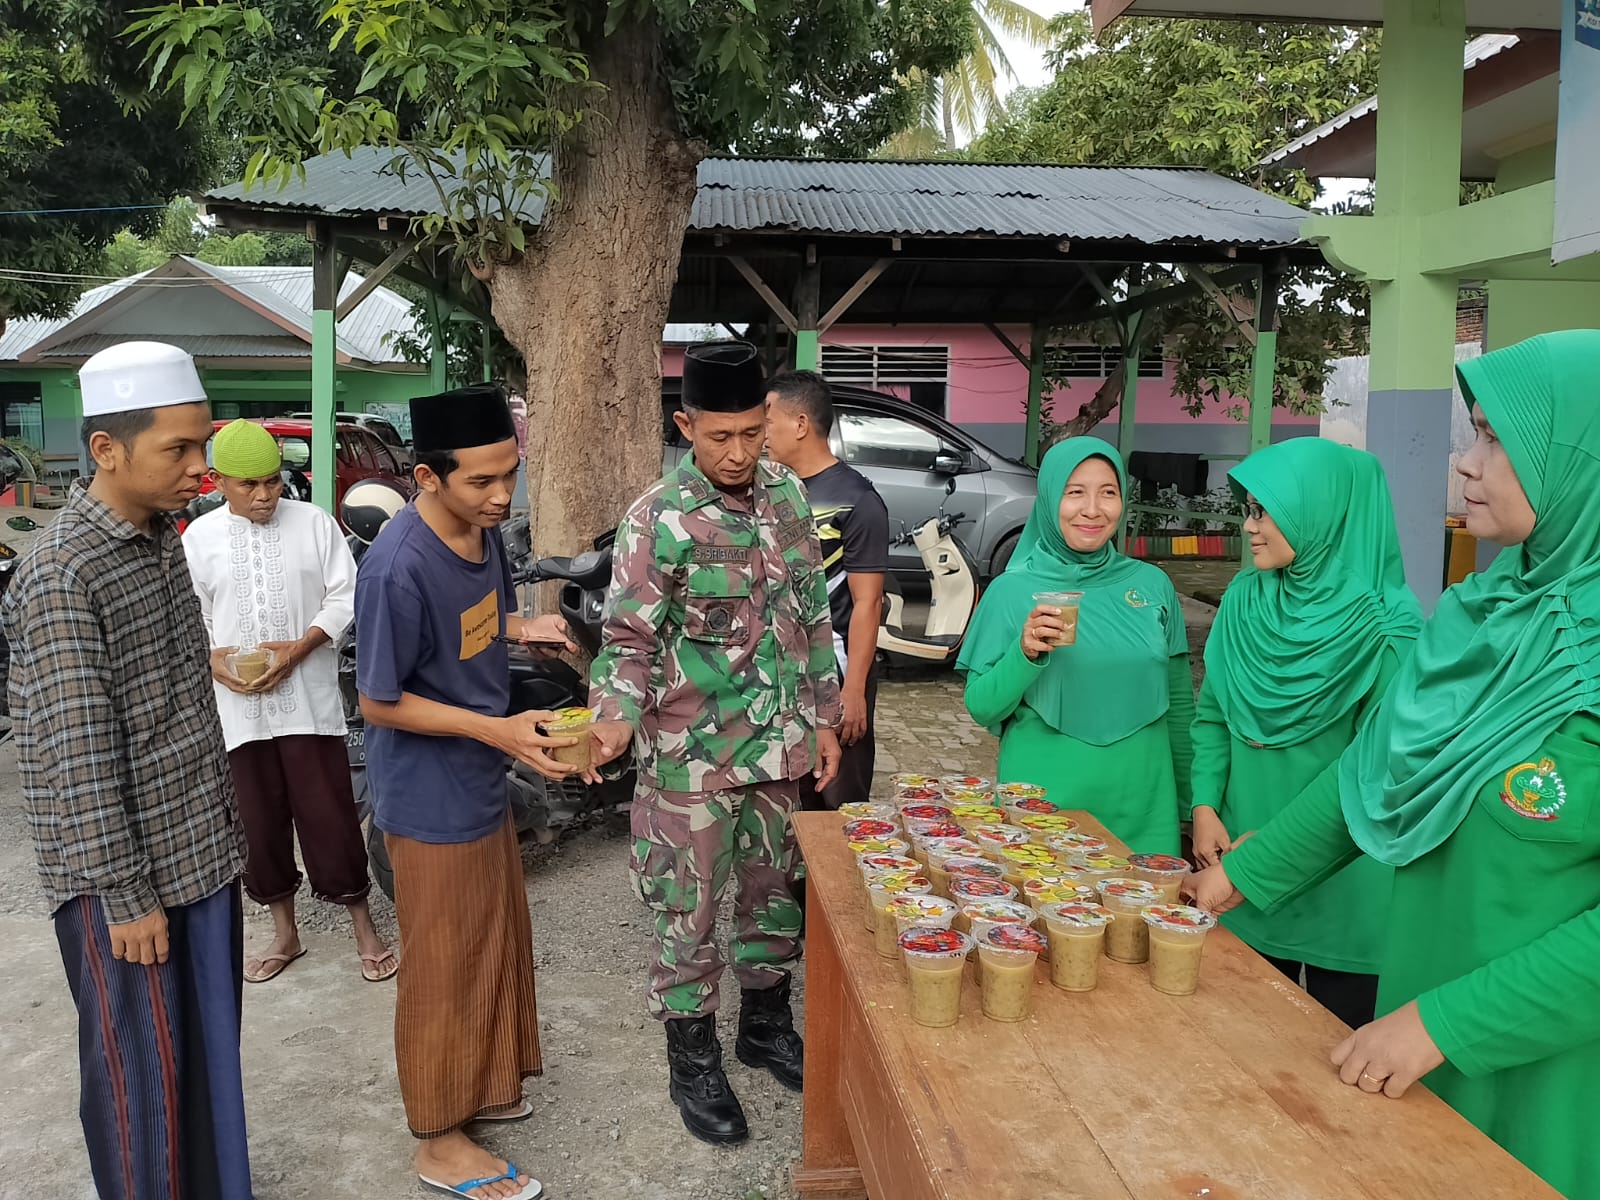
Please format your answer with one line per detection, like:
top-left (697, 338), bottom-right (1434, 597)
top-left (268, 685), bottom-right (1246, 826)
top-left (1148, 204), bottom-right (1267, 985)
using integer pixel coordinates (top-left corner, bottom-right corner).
top-left (765, 371), bottom-right (890, 809)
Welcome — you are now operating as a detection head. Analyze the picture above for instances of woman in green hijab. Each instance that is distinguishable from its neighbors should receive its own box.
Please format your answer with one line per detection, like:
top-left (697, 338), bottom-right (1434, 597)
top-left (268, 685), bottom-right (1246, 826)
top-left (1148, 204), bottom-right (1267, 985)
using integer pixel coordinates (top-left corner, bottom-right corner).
top-left (1187, 330), bottom-right (1600, 1200)
top-left (957, 437), bottom-right (1193, 854)
top-left (1190, 439), bottom-right (1422, 1029)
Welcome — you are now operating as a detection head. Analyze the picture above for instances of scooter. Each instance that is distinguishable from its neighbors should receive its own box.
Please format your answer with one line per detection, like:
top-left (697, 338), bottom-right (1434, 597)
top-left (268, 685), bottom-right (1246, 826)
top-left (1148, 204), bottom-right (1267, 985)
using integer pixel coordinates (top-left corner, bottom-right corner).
top-left (339, 489), bottom-right (633, 900)
top-left (876, 477), bottom-right (982, 667)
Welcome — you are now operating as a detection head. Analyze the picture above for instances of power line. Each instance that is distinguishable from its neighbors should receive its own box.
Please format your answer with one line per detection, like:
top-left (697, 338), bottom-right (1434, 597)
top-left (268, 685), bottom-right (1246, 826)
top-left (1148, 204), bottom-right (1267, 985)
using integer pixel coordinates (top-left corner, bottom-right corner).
top-left (0, 204), bottom-right (173, 217)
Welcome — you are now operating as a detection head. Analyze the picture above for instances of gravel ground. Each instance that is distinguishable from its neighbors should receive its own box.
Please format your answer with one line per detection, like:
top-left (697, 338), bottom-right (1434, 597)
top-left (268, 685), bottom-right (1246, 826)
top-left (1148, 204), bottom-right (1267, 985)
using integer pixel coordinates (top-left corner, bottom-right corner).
top-left (0, 501), bottom-right (1216, 1199)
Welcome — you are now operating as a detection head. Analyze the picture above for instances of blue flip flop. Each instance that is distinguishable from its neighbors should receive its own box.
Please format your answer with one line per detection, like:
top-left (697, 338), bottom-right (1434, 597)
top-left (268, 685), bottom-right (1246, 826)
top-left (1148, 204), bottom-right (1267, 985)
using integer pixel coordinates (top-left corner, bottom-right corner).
top-left (420, 1162), bottom-right (543, 1200)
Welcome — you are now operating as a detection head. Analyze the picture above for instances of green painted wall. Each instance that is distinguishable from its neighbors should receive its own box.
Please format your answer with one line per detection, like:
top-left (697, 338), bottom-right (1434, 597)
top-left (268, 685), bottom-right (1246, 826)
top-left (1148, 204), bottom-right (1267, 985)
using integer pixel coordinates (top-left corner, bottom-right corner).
top-left (0, 363), bottom-right (426, 468)
top-left (1484, 142), bottom-right (1600, 350)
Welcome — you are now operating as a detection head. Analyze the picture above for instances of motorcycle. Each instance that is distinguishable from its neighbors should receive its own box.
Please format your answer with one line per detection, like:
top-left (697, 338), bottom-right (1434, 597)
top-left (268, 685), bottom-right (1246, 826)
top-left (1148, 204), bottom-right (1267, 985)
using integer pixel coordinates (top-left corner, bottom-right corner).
top-left (338, 486), bottom-right (632, 900)
top-left (876, 476), bottom-right (982, 668)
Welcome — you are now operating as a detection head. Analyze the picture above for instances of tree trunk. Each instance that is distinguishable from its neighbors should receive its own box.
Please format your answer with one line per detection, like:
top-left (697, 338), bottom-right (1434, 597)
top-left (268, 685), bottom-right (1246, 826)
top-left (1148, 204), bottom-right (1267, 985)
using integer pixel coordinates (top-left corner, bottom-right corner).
top-left (486, 17), bottom-right (702, 567)
top-left (1054, 370), bottom-right (1126, 442)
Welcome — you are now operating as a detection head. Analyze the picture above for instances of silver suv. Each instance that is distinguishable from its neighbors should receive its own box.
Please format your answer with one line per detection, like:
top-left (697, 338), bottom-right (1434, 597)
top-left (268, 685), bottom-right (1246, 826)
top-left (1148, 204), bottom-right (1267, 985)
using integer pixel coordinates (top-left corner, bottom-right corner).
top-left (662, 382), bottom-right (1037, 581)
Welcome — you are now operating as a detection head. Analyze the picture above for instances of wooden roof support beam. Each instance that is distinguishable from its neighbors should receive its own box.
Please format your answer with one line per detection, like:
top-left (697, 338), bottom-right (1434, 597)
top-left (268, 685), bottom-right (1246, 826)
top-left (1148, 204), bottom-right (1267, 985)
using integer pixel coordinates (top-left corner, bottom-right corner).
top-left (817, 257), bottom-right (893, 335)
top-left (985, 323), bottom-right (1030, 368)
top-left (1181, 265), bottom-right (1258, 346)
top-left (729, 256), bottom-right (799, 333)
top-left (336, 240), bottom-right (419, 321)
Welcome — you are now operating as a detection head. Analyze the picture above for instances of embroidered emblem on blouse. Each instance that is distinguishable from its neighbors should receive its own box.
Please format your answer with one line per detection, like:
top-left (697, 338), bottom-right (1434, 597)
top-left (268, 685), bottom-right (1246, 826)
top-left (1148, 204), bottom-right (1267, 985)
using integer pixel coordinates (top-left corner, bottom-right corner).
top-left (1124, 588), bottom-right (1152, 608)
top-left (1500, 758), bottom-right (1566, 822)
top-left (228, 515), bottom-right (298, 719)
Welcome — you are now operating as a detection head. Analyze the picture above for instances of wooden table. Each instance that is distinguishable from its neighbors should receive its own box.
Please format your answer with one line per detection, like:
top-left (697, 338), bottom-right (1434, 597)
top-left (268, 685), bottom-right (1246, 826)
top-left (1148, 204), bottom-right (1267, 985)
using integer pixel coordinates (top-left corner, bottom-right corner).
top-left (792, 811), bottom-right (1556, 1200)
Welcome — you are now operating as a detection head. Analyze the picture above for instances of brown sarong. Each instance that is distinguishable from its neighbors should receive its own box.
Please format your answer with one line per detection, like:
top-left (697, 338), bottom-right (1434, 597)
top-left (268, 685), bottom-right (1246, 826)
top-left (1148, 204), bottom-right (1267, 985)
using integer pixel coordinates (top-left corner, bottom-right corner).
top-left (387, 816), bottom-right (542, 1138)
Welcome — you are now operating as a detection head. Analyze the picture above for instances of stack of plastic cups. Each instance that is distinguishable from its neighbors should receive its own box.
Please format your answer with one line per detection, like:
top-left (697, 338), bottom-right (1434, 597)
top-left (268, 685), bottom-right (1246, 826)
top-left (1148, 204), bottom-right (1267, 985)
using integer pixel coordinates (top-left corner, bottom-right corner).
top-left (1141, 904), bottom-right (1217, 995)
top-left (1037, 901), bottom-right (1115, 992)
top-left (1098, 877), bottom-right (1162, 963)
top-left (979, 924), bottom-right (1047, 1022)
top-left (868, 872), bottom-right (932, 955)
top-left (899, 928), bottom-right (973, 1028)
top-left (1129, 853), bottom-right (1194, 904)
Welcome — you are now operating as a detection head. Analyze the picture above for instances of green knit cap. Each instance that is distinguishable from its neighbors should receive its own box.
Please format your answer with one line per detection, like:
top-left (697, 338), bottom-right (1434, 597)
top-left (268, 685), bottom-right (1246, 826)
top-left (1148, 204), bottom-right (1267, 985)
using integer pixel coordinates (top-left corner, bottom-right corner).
top-left (212, 419), bottom-right (282, 479)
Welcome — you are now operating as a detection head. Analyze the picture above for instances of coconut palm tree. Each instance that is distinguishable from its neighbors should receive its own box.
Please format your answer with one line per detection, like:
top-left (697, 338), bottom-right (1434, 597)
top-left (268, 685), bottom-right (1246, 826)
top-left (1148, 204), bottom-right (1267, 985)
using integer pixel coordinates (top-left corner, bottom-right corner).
top-left (883, 0), bottom-right (1052, 156)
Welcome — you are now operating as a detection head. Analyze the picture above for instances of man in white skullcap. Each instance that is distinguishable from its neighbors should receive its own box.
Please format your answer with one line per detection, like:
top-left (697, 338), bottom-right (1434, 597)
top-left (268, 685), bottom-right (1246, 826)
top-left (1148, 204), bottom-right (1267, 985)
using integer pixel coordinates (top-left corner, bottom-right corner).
top-left (184, 418), bottom-right (396, 986)
top-left (1, 342), bottom-right (253, 1199)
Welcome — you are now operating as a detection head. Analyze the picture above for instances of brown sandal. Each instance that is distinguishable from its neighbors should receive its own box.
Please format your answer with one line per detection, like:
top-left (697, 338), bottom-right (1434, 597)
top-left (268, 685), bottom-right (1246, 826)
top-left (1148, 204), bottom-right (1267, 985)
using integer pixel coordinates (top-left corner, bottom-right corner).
top-left (360, 950), bottom-right (399, 982)
top-left (244, 948), bottom-right (306, 984)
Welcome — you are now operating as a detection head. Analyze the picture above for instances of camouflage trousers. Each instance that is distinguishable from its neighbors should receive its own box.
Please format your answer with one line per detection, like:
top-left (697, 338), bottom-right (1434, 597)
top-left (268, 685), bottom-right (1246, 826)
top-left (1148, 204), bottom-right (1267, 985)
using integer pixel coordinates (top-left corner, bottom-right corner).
top-left (630, 780), bottom-right (803, 1019)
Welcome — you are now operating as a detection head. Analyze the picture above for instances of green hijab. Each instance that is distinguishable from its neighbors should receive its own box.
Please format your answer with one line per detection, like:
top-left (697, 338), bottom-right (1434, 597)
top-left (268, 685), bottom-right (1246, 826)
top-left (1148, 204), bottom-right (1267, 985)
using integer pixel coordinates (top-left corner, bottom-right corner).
top-left (957, 437), bottom-right (1186, 745)
top-left (1341, 329), bottom-right (1600, 866)
top-left (1205, 439), bottom-right (1422, 748)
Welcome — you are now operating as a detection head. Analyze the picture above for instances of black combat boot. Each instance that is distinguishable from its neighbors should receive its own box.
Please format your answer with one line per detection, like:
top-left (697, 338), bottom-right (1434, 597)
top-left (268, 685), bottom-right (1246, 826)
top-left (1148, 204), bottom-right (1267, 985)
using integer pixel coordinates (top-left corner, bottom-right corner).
top-left (734, 971), bottom-right (804, 1091)
top-left (665, 1015), bottom-right (748, 1145)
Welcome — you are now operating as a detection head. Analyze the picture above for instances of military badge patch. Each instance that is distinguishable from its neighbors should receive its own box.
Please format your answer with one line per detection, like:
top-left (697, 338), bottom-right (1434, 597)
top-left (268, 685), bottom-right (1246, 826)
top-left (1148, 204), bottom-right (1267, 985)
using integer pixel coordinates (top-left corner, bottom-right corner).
top-left (1500, 757), bottom-right (1567, 822)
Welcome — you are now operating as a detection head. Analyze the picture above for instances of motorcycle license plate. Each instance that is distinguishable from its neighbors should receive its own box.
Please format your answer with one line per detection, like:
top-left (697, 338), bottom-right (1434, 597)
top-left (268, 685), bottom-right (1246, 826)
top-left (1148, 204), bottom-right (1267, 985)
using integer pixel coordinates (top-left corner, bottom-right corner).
top-left (346, 727), bottom-right (366, 766)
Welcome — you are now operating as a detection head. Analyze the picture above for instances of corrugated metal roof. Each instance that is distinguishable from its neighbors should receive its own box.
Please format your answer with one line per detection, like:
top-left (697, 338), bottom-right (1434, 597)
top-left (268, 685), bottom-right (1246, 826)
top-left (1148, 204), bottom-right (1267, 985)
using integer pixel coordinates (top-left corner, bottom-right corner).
top-left (1261, 35), bottom-right (1520, 167)
top-left (204, 153), bottom-right (1308, 248)
top-left (1, 257), bottom-right (422, 365)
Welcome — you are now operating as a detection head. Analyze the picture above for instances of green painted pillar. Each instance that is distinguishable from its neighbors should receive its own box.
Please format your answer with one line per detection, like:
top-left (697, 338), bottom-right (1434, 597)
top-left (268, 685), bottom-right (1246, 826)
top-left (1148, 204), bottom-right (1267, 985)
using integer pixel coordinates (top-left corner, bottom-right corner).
top-left (1023, 322), bottom-right (1045, 468)
top-left (1249, 269), bottom-right (1281, 456)
top-left (794, 329), bottom-right (820, 371)
top-left (481, 321), bottom-right (493, 383)
top-left (425, 291), bottom-right (449, 392)
top-left (309, 231), bottom-right (338, 514)
top-left (1117, 312), bottom-right (1142, 460)
top-left (794, 249), bottom-right (821, 370)
top-left (1366, 0), bottom-right (1467, 609)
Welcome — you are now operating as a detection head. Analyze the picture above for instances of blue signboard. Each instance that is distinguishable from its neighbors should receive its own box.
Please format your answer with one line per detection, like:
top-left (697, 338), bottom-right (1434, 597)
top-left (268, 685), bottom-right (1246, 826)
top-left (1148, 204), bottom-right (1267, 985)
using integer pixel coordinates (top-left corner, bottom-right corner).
top-left (1556, 1), bottom-right (1600, 262)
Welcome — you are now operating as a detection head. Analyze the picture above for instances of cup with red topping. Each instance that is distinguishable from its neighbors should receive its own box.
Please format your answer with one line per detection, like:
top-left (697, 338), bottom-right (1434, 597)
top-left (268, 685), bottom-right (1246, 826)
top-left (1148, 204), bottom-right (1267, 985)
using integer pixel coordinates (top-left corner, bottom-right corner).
top-left (922, 838), bottom-right (984, 893)
top-left (958, 899), bottom-right (1036, 953)
top-left (1129, 853), bottom-right (1193, 904)
top-left (1037, 901), bottom-right (1115, 992)
top-left (1044, 831), bottom-right (1109, 868)
top-left (941, 774), bottom-right (992, 791)
top-left (888, 893), bottom-right (958, 940)
top-left (996, 781), bottom-right (1049, 804)
top-left (867, 871), bottom-right (932, 952)
top-left (978, 923), bottom-right (1047, 1022)
top-left (1098, 878), bottom-right (1162, 963)
top-left (842, 818), bottom-right (899, 843)
top-left (1141, 904), bottom-right (1217, 995)
top-left (947, 877), bottom-right (1020, 924)
top-left (1004, 795), bottom-right (1061, 823)
top-left (899, 927), bottom-right (974, 1028)
top-left (900, 803), bottom-right (955, 826)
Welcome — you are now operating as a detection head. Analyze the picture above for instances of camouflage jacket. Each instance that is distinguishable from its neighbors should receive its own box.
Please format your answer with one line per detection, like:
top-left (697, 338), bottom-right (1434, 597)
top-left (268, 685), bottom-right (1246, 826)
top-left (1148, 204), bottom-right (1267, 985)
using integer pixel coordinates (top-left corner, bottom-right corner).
top-left (591, 455), bottom-right (843, 793)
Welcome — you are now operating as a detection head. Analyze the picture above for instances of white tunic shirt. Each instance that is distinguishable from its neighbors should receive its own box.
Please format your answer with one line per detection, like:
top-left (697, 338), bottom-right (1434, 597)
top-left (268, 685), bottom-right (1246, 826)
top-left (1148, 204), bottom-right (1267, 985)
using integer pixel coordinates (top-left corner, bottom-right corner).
top-left (183, 499), bottom-right (357, 752)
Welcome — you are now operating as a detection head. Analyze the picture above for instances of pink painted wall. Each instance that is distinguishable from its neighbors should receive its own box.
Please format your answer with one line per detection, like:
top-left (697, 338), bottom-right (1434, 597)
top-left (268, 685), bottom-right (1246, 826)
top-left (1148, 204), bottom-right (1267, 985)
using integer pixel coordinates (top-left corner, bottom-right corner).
top-left (663, 325), bottom-right (1317, 431)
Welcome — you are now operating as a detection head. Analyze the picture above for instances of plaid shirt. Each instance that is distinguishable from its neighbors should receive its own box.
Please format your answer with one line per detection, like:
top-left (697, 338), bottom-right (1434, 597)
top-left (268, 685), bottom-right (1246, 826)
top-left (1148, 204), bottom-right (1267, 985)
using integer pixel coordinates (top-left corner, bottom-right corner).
top-left (2, 482), bottom-right (244, 923)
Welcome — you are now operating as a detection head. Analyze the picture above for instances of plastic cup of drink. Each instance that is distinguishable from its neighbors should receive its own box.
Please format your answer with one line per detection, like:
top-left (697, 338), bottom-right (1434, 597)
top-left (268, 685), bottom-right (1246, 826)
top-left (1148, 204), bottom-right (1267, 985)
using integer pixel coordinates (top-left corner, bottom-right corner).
top-left (940, 857), bottom-right (1006, 905)
top-left (1031, 590), bottom-right (1084, 646)
top-left (1098, 878), bottom-right (1163, 963)
top-left (1078, 851), bottom-right (1133, 890)
top-left (893, 785), bottom-right (945, 809)
top-left (1045, 832), bottom-right (1109, 868)
top-left (941, 774), bottom-right (992, 792)
top-left (1142, 904), bottom-right (1218, 996)
top-left (908, 821), bottom-right (966, 868)
top-left (1016, 812), bottom-right (1080, 844)
top-left (1130, 853), bottom-right (1194, 904)
top-left (889, 893), bottom-right (958, 950)
top-left (1038, 902), bottom-right (1115, 992)
top-left (923, 839), bottom-right (984, 895)
top-left (842, 818), bottom-right (899, 843)
top-left (837, 801), bottom-right (898, 823)
top-left (858, 854), bottom-right (921, 928)
top-left (997, 842), bottom-right (1058, 892)
top-left (943, 785), bottom-right (996, 808)
top-left (978, 924), bottom-right (1046, 1022)
top-left (996, 782), bottom-right (1049, 804)
top-left (899, 928), bottom-right (973, 1028)
top-left (869, 874), bottom-right (932, 956)
top-left (890, 773), bottom-right (941, 793)
top-left (229, 647), bottom-right (273, 683)
top-left (543, 707), bottom-right (595, 771)
top-left (970, 824), bottom-right (1032, 863)
top-left (948, 883), bottom-right (1021, 932)
top-left (960, 899), bottom-right (1036, 955)
top-left (1023, 876), bottom-right (1101, 913)
top-left (950, 803), bottom-right (1003, 832)
top-left (1007, 798), bottom-right (1067, 824)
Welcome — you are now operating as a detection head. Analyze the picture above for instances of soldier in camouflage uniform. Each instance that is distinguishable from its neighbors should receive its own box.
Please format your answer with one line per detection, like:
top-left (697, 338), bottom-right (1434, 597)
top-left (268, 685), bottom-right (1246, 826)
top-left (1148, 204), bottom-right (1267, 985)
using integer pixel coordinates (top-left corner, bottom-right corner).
top-left (587, 341), bottom-right (842, 1146)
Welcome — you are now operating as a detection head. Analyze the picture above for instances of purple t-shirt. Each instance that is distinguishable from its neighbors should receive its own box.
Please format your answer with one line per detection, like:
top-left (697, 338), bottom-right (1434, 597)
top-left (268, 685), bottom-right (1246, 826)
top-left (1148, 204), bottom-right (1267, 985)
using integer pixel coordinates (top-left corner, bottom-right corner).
top-left (355, 504), bottom-right (515, 844)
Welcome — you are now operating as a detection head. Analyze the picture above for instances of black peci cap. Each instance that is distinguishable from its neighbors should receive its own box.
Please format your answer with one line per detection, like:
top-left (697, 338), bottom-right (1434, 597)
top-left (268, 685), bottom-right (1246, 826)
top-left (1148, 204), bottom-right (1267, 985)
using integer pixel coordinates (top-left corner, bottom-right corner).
top-left (681, 341), bottom-right (765, 414)
top-left (410, 383), bottom-right (517, 453)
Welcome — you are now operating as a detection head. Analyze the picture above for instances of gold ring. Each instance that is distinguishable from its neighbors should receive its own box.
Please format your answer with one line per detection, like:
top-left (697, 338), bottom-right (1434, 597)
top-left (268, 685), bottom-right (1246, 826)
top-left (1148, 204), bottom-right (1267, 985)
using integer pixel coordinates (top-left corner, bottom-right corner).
top-left (1359, 1071), bottom-right (1388, 1086)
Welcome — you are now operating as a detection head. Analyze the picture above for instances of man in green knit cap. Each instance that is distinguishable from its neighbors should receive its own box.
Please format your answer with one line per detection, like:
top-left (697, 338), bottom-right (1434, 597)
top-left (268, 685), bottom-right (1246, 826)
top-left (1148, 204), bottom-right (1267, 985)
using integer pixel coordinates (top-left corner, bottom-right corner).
top-left (183, 419), bottom-right (395, 984)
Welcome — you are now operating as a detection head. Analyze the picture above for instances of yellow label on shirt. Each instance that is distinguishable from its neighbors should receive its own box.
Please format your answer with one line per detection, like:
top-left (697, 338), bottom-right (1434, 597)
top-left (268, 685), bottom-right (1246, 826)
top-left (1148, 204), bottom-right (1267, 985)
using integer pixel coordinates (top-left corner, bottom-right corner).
top-left (460, 590), bottom-right (499, 661)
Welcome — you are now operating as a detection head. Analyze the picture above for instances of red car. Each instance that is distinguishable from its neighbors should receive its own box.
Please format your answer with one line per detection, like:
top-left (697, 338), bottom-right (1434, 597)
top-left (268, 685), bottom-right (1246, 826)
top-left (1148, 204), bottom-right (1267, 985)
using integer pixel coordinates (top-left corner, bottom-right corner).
top-left (199, 418), bottom-right (415, 521)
